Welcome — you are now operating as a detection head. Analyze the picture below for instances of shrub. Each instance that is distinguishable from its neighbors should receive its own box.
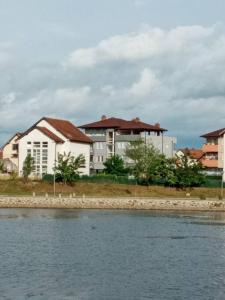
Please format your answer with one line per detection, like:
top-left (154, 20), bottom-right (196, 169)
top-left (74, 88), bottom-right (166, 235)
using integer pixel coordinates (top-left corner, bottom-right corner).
top-left (42, 174), bottom-right (54, 184)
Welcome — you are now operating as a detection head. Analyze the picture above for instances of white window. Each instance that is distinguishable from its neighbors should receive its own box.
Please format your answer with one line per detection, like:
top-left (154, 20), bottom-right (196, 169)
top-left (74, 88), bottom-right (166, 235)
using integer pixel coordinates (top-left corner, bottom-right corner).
top-left (26, 141), bottom-right (48, 177)
top-left (117, 142), bottom-right (126, 149)
top-left (96, 142), bottom-right (104, 150)
top-left (97, 156), bottom-right (104, 162)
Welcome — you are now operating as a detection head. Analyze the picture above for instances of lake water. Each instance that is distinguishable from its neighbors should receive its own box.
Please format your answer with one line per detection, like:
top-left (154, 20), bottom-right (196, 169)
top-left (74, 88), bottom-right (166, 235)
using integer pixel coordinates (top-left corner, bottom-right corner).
top-left (1, 209), bottom-right (225, 300)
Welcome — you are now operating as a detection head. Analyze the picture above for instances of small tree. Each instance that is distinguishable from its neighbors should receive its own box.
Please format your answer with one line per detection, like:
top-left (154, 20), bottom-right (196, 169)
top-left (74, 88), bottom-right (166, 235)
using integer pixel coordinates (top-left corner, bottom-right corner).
top-left (55, 152), bottom-right (85, 185)
top-left (103, 155), bottom-right (129, 176)
top-left (174, 154), bottom-right (205, 189)
top-left (23, 154), bottom-right (34, 182)
top-left (0, 160), bottom-right (4, 173)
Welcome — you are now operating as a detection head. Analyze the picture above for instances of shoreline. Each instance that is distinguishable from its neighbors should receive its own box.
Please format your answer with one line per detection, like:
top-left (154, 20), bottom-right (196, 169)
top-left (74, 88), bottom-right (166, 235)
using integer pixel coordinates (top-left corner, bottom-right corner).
top-left (0, 196), bottom-right (225, 211)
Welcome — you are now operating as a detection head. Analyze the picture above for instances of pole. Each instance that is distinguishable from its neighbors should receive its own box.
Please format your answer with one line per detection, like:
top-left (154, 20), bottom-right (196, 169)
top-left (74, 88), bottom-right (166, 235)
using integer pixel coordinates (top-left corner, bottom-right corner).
top-left (221, 171), bottom-right (224, 199)
top-left (53, 143), bottom-right (56, 198)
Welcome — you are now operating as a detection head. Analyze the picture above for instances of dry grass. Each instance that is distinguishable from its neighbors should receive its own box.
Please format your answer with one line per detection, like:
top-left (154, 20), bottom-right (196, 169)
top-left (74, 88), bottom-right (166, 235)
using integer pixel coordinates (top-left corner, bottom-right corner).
top-left (0, 179), bottom-right (223, 198)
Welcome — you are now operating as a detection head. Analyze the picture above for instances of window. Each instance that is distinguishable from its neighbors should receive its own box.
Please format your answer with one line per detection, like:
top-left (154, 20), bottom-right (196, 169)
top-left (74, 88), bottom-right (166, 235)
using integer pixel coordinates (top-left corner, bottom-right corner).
top-left (97, 156), bottom-right (104, 162)
top-left (26, 141), bottom-right (48, 177)
top-left (96, 142), bottom-right (104, 150)
top-left (12, 144), bottom-right (18, 151)
top-left (117, 142), bottom-right (126, 149)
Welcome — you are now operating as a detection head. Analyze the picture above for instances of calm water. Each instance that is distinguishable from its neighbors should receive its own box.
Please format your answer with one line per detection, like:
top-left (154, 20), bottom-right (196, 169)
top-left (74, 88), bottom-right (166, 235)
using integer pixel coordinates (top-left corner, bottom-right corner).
top-left (1, 209), bottom-right (225, 300)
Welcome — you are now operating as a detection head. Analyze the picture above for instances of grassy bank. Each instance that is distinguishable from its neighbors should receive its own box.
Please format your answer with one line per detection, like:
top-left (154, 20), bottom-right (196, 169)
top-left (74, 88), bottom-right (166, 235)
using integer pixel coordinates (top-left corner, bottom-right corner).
top-left (0, 179), bottom-right (223, 198)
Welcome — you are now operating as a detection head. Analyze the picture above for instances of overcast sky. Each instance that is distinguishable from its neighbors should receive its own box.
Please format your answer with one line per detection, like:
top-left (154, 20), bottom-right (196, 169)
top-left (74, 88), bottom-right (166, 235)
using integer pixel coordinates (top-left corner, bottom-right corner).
top-left (1, 0), bottom-right (225, 147)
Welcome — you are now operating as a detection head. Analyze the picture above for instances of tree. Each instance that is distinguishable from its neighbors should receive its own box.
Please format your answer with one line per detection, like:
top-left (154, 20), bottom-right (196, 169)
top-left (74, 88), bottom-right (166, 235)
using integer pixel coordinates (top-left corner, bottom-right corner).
top-left (0, 160), bottom-right (4, 173)
top-left (22, 154), bottom-right (34, 182)
top-left (125, 141), bottom-right (166, 184)
top-left (174, 154), bottom-right (205, 188)
top-left (125, 141), bottom-right (205, 188)
top-left (103, 155), bottom-right (129, 176)
top-left (55, 152), bottom-right (85, 184)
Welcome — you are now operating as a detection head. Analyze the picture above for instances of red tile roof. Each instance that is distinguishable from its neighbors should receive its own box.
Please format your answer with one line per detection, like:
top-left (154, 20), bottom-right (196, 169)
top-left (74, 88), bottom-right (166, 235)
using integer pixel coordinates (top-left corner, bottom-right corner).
top-left (44, 117), bottom-right (92, 144)
top-left (36, 126), bottom-right (64, 143)
top-left (179, 148), bottom-right (204, 160)
top-left (201, 128), bottom-right (225, 138)
top-left (80, 117), bottom-right (167, 132)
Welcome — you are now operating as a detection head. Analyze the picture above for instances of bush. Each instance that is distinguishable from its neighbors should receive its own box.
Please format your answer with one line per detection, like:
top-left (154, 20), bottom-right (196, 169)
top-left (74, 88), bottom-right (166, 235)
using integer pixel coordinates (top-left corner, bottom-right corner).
top-left (79, 174), bottom-right (136, 185)
top-left (42, 174), bottom-right (54, 184)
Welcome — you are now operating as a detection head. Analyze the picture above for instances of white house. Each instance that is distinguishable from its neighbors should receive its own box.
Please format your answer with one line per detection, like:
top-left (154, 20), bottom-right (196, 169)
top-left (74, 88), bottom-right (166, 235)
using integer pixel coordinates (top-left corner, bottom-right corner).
top-left (18, 117), bottom-right (92, 177)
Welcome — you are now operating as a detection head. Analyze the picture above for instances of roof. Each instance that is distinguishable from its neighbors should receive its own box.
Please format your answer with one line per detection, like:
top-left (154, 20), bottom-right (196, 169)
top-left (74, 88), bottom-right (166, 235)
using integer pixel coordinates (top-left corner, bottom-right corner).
top-left (2, 132), bottom-right (23, 149)
top-left (44, 117), bottom-right (92, 144)
top-left (179, 148), bottom-right (204, 160)
top-left (19, 117), bottom-right (92, 144)
top-left (201, 128), bottom-right (225, 138)
top-left (36, 127), bottom-right (64, 143)
top-left (79, 117), bottom-right (167, 132)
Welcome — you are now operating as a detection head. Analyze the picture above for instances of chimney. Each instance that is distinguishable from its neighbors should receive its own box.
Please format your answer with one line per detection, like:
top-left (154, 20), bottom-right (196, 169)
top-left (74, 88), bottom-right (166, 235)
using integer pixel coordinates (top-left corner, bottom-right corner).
top-left (101, 115), bottom-right (107, 121)
top-left (155, 123), bottom-right (160, 128)
top-left (132, 117), bottom-right (140, 123)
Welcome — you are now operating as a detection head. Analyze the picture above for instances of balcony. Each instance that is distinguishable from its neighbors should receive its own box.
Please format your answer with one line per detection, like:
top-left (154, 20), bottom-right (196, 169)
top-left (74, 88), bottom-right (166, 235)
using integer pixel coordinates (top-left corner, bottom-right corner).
top-left (202, 144), bottom-right (218, 153)
top-left (201, 159), bottom-right (218, 168)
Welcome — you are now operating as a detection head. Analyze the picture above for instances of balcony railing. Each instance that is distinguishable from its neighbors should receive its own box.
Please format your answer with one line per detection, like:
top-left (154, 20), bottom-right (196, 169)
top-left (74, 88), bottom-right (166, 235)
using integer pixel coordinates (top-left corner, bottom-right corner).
top-left (201, 159), bottom-right (218, 168)
top-left (202, 144), bottom-right (218, 153)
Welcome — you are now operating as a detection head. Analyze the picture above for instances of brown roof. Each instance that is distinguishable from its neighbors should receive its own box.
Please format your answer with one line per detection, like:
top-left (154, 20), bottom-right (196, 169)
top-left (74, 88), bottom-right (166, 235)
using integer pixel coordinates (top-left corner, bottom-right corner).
top-left (2, 132), bottom-right (23, 149)
top-left (44, 117), bottom-right (92, 144)
top-left (201, 128), bottom-right (225, 138)
top-left (180, 148), bottom-right (204, 160)
top-left (36, 127), bottom-right (64, 143)
top-left (80, 117), bottom-right (167, 132)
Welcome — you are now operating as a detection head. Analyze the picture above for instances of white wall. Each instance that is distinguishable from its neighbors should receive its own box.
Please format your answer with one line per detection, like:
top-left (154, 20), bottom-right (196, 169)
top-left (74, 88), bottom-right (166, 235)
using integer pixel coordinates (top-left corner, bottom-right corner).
top-left (18, 129), bottom-right (56, 176)
top-left (67, 141), bottom-right (90, 175)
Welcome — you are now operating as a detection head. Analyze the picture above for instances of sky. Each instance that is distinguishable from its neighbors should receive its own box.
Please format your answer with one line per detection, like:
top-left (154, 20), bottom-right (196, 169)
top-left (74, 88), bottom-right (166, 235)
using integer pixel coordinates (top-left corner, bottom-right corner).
top-left (1, 0), bottom-right (225, 148)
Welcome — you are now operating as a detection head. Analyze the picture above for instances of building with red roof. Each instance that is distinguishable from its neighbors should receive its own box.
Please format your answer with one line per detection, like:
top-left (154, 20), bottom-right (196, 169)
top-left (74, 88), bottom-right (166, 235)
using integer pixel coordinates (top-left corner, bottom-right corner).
top-left (80, 115), bottom-right (177, 173)
top-left (17, 117), bottom-right (92, 177)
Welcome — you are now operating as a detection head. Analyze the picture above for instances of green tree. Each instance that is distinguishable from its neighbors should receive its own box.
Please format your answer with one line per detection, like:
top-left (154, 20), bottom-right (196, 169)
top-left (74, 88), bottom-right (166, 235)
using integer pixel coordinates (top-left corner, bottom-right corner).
top-left (125, 141), bottom-right (166, 184)
top-left (22, 154), bottom-right (34, 182)
top-left (103, 155), bottom-right (129, 176)
top-left (0, 160), bottom-right (4, 173)
top-left (174, 154), bottom-right (205, 188)
top-left (55, 152), bottom-right (85, 184)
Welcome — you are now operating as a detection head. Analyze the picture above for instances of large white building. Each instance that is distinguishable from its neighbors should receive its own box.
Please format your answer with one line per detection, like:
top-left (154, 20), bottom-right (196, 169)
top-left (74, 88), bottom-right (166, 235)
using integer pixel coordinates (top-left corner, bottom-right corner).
top-left (18, 117), bottom-right (92, 177)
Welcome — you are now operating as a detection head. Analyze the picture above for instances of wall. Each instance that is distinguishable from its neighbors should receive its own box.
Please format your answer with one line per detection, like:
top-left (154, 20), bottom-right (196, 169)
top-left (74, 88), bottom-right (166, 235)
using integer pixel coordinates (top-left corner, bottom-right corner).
top-left (3, 135), bottom-right (19, 168)
top-left (18, 129), bottom-right (56, 176)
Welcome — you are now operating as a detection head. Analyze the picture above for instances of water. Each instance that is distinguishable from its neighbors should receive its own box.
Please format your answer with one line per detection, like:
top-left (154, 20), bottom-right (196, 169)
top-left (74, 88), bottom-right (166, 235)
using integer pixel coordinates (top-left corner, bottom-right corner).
top-left (1, 209), bottom-right (225, 300)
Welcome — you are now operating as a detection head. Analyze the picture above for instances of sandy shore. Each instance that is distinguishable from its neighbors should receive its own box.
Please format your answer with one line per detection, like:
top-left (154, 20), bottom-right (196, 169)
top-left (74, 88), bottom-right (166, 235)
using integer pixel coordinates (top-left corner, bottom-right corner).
top-left (0, 196), bottom-right (225, 211)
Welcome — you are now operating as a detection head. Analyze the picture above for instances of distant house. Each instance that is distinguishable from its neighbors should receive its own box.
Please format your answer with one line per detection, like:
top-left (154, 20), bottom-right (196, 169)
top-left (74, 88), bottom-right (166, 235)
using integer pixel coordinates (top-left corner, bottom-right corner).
top-left (18, 117), bottom-right (92, 177)
top-left (1, 132), bottom-right (22, 173)
top-left (176, 148), bottom-right (204, 163)
top-left (79, 115), bottom-right (177, 173)
top-left (200, 128), bottom-right (225, 176)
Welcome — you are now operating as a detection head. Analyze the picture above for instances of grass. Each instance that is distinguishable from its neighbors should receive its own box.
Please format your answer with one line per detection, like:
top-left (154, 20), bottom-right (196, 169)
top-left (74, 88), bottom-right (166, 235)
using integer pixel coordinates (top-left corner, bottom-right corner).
top-left (0, 179), bottom-right (223, 199)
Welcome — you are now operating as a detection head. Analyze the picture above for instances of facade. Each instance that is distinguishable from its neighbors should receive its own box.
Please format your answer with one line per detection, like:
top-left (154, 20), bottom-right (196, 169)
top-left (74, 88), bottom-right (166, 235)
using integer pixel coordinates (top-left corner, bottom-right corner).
top-left (2, 133), bottom-right (22, 173)
top-left (18, 117), bottom-right (92, 177)
top-left (201, 128), bottom-right (225, 176)
top-left (80, 116), bottom-right (177, 173)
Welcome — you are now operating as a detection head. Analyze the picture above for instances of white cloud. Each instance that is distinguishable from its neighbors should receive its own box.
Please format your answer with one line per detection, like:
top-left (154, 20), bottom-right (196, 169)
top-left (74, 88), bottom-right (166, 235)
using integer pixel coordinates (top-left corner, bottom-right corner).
top-left (128, 68), bottom-right (158, 97)
top-left (2, 24), bottom-right (225, 148)
top-left (66, 25), bottom-right (215, 68)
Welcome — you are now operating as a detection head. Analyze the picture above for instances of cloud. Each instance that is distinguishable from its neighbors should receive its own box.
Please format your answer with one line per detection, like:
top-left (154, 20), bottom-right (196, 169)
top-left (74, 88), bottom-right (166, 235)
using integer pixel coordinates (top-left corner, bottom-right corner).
top-left (0, 42), bottom-right (14, 66)
top-left (2, 24), bottom-right (225, 148)
top-left (66, 25), bottom-right (214, 68)
top-left (128, 68), bottom-right (158, 97)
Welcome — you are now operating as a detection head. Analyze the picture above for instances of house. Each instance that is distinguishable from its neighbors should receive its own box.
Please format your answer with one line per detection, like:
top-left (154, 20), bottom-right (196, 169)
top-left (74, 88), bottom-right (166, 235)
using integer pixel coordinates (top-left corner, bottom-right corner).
top-left (79, 115), bottom-right (177, 173)
top-left (18, 117), bottom-right (92, 177)
top-left (1, 132), bottom-right (22, 173)
top-left (200, 128), bottom-right (225, 176)
top-left (176, 148), bottom-right (204, 165)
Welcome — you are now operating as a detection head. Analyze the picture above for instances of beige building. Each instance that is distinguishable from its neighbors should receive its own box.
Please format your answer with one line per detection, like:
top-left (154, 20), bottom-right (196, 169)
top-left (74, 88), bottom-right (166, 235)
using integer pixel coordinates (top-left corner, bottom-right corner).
top-left (2, 133), bottom-right (22, 173)
top-left (201, 128), bottom-right (225, 176)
